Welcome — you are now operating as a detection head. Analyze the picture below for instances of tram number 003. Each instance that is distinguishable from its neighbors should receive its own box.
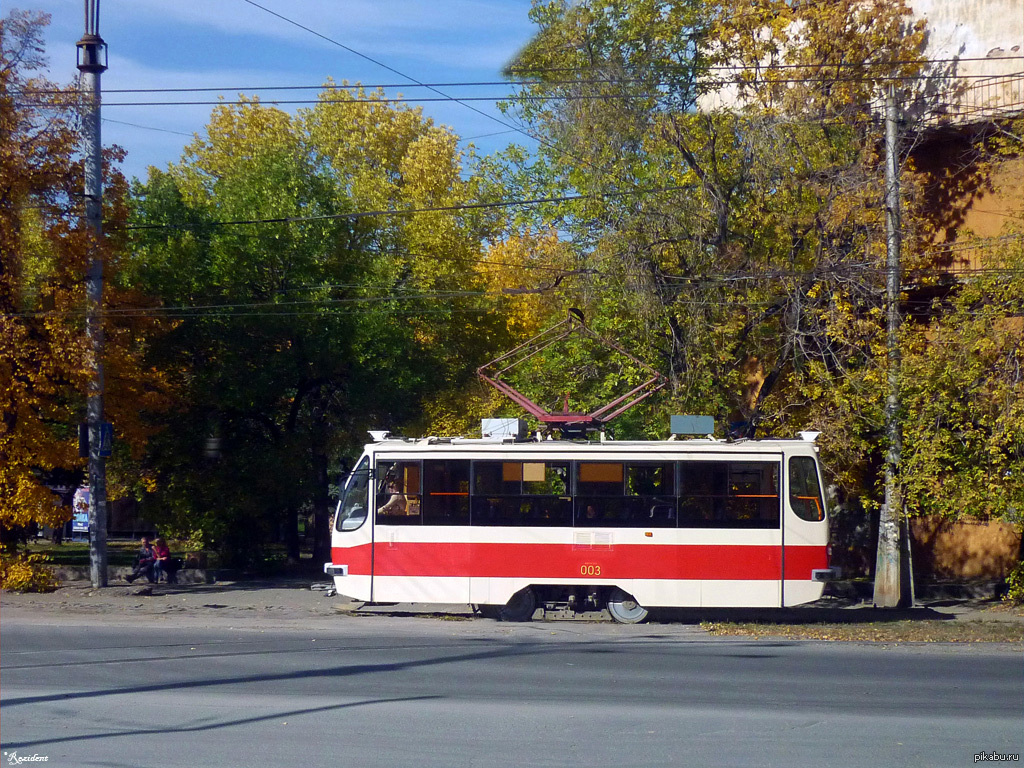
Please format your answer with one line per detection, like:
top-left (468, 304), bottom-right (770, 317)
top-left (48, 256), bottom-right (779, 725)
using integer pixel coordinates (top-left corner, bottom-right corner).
top-left (580, 564), bottom-right (602, 576)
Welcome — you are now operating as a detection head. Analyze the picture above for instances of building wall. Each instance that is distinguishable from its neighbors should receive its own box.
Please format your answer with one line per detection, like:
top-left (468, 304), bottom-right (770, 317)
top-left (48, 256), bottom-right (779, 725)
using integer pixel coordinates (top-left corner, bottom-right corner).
top-left (699, 0), bottom-right (1023, 118)
top-left (914, 135), bottom-right (1022, 260)
top-left (911, 515), bottom-right (1021, 579)
top-left (911, 0), bottom-right (1023, 123)
top-left (912, 0), bottom-right (1022, 65)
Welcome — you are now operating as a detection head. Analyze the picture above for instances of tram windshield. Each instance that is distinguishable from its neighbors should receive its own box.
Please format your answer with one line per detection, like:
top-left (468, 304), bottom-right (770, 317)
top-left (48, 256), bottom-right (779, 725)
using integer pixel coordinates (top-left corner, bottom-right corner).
top-left (335, 457), bottom-right (370, 531)
top-left (789, 456), bottom-right (825, 522)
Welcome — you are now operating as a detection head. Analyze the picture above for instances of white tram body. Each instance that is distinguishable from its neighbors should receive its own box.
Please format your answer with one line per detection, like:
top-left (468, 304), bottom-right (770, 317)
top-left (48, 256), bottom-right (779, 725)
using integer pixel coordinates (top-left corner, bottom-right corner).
top-left (326, 432), bottom-right (834, 619)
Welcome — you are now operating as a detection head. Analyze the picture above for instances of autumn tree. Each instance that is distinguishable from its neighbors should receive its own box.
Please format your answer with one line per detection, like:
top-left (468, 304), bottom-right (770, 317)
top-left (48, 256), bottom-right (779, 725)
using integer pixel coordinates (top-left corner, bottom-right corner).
top-left (494, 0), bottom-right (932, 487)
top-left (0, 10), bottom-right (169, 549)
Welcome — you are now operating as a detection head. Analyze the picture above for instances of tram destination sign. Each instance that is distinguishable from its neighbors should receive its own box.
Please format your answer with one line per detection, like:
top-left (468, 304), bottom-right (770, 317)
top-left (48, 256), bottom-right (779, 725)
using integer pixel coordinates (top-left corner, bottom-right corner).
top-left (670, 415), bottom-right (715, 436)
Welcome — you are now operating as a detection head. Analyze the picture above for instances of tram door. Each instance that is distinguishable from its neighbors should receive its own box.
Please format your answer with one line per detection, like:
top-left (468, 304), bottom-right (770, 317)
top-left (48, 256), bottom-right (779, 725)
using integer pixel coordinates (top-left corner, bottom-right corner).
top-left (676, 457), bottom-right (783, 607)
top-left (782, 454), bottom-right (829, 606)
top-left (371, 460), bottom-right (423, 602)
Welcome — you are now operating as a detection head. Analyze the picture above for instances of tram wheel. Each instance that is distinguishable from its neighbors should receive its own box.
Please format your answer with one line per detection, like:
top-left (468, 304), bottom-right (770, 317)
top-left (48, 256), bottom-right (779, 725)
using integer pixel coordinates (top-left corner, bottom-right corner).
top-left (606, 588), bottom-right (648, 624)
top-left (498, 587), bottom-right (537, 622)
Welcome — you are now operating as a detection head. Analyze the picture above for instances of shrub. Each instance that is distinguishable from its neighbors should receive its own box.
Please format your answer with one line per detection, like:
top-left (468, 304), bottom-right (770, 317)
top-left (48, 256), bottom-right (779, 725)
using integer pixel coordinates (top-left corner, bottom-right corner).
top-left (1004, 561), bottom-right (1024, 604)
top-left (0, 552), bottom-right (60, 592)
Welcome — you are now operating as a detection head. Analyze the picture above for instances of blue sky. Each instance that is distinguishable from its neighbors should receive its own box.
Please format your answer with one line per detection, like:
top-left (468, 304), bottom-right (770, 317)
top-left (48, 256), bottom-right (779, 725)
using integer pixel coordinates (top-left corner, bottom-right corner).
top-left (23, 0), bottom-right (540, 180)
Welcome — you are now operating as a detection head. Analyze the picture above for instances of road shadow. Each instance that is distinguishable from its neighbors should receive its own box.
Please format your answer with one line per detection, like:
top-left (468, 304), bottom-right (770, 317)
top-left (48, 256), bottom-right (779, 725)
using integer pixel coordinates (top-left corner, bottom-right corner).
top-left (87, 579), bottom-right (325, 596)
top-left (648, 602), bottom-right (957, 625)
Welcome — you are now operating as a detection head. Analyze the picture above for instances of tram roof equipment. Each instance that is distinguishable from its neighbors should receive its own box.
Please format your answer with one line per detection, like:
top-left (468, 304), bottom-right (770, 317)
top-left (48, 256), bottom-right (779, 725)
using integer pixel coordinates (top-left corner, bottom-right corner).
top-left (476, 309), bottom-right (668, 433)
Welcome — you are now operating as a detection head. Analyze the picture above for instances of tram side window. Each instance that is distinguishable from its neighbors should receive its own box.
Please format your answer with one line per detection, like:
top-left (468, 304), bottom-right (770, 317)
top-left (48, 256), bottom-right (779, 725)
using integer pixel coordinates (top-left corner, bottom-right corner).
top-left (524, 462), bottom-right (568, 497)
top-left (376, 460), bottom-right (422, 525)
top-left (577, 462), bottom-right (677, 527)
top-left (678, 461), bottom-right (780, 528)
top-left (422, 460), bottom-right (471, 525)
top-left (335, 457), bottom-right (370, 532)
top-left (625, 463), bottom-right (676, 527)
top-left (575, 463), bottom-right (625, 525)
top-left (471, 461), bottom-right (571, 526)
top-left (789, 456), bottom-right (825, 521)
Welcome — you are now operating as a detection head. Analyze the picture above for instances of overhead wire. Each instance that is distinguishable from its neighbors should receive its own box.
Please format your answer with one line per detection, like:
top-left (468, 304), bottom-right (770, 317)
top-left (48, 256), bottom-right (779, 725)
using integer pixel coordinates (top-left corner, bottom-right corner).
top-left (7, 252), bottom-right (1022, 322)
top-left (115, 183), bottom-right (698, 232)
top-left (13, 3), bottom-right (1018, 250)
top-left (9, 5), bottom-right (1018, 323)
top-left (237, 0), bottom-right (544, 151)
top-left (12, 70), bottom-right (1021, 109)
top-left (13, 57), bottom-right (1020, 95)
top-left (233, 0), bottom-right (1013, 221)
top-left (102, 118), bottom-right (194, 137)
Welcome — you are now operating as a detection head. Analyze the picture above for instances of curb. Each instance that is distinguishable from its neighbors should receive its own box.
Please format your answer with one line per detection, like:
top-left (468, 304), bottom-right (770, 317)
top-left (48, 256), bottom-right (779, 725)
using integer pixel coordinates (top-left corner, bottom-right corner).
top-left (49, 565), bottom-right (210, 584)
top-left (825, 579), bottom-right (1005, 601)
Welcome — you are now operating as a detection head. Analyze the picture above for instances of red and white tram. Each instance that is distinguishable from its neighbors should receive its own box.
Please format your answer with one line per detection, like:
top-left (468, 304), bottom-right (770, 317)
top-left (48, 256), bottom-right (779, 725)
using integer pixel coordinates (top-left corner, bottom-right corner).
top-left (325, 431), bottom-right (835, 622)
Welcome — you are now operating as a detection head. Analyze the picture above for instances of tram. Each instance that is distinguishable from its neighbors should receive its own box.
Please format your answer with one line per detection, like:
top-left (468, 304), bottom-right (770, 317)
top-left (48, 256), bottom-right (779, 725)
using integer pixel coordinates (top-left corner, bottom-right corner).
top-left (325, 429), bottom-right (836, 623)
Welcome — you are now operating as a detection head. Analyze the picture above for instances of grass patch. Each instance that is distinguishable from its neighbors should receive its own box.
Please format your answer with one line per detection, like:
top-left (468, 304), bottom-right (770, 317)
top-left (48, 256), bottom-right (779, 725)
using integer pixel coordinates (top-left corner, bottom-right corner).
top-left (25, 540), bottom-right (138, 566)
top-left (701, 620), bottom-right (1024, 643)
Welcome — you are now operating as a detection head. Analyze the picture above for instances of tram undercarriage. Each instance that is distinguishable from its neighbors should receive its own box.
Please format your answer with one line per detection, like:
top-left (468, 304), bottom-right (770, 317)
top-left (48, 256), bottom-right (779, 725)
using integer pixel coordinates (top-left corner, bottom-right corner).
top-left (474, 584), bottom-right (649, 624)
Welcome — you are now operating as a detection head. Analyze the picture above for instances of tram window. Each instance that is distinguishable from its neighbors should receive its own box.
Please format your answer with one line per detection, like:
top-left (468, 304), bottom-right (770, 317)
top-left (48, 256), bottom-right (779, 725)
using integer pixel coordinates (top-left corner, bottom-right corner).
top-left (626, 463), bottom-right (674, 496)
top-left (625, 463), bottom-right (676, 526)
top-left (376, 460), bottom-right (422, 525)
top-left (474, 462), bottom-right (521, 495)
top-left (681, 462), bottom-right (726, 496)
top-left (422, 460), bottom-right (470, 525)
top-left (524, 463), bottom-right (568, 496)
top-left (575, 463), bottom-right (623, 525)
top-left (577, 463), bottom-right (624, 495)
top-left (678, 461), bottom-right (780, 528)
top-left (789, 456), bottom-right (825, 521)
top-left (575, 462), bottom-right (674, 527)
top-left (471, 461), bottom-right (571, 526)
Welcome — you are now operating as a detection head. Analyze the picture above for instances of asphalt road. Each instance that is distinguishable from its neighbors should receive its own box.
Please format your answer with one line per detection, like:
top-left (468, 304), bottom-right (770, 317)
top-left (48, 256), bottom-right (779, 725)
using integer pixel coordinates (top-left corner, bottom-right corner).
top-left (1, 615), bottom-right (1020, 768)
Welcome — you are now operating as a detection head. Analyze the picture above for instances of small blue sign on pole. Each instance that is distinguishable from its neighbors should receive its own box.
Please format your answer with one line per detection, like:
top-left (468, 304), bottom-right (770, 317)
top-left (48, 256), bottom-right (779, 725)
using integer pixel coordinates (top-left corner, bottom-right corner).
top-left (78, 422), bottom-right (114, 457)
top-left (99, 422), bottom-right (113, 457)
top-left (670, 415), bottom-right (715, 436)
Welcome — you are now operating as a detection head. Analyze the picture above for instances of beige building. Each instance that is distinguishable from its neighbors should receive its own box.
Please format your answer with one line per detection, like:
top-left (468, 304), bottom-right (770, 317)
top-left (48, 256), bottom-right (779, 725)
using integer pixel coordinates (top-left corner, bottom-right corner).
top-left (908, 0), bottom-right (1022, 266)
top-left (906, 1), bottom-right (1021, 580)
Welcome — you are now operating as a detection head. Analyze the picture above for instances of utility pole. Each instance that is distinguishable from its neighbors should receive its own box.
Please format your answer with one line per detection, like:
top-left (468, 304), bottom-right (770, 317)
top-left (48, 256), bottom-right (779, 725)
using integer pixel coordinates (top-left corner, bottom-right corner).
top-left (77, 0), bottom-right (109, 588)
top-left (873, 84), bottom-right (913, 608)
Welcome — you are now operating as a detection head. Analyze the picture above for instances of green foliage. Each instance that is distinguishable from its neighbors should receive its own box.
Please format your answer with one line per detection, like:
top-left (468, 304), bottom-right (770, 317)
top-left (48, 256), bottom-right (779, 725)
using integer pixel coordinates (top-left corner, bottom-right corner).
top-left (900, 234), bottom-right (1024, 521)
top-left (1004, 561), bottom-right (1024, 604)
top-left (493, 0), bottom-right (929, 482)
top-left (125, 89), bottom-right (503, 565)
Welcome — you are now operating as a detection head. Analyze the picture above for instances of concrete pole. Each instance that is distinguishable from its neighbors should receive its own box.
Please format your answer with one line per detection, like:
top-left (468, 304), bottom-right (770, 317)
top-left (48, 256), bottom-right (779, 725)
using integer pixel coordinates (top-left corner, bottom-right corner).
top-left (77, 2), bottom-right (108, 588)
top-left (873, 84), bottom-right (913, 608)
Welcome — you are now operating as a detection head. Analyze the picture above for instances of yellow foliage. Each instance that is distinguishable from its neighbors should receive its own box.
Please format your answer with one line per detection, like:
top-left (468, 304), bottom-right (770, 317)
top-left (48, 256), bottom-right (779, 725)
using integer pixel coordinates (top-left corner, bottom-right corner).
top-left (416, 386), bottom-right (509, 438)
top-left (177, 96), bottom-right (297, 206)
top-left (477, 231), bottom-right (571, 341)
top-left (0, 552), bottom-right (60, 593)
top-left (1, 12), bottom-right (174, 528)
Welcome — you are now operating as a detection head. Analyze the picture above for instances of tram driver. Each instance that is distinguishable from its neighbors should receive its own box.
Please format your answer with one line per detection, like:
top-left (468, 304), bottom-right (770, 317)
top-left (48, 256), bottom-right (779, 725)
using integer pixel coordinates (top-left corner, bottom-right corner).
top-left (378, 479), bottom-right (407, 516)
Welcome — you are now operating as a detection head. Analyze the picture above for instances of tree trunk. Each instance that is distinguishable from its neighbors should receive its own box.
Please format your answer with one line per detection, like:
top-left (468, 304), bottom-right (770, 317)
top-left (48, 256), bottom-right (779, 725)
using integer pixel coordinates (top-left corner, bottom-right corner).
top-left (284, 507), bottom-right (300, 564)
top-left (312, 451), bottom-right (332, 567)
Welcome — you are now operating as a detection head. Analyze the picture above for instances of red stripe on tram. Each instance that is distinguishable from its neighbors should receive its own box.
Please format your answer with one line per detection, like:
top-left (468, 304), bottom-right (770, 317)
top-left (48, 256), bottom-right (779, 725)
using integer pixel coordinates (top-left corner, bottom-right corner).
top-left (334, 542), bottom-right (828, 581)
